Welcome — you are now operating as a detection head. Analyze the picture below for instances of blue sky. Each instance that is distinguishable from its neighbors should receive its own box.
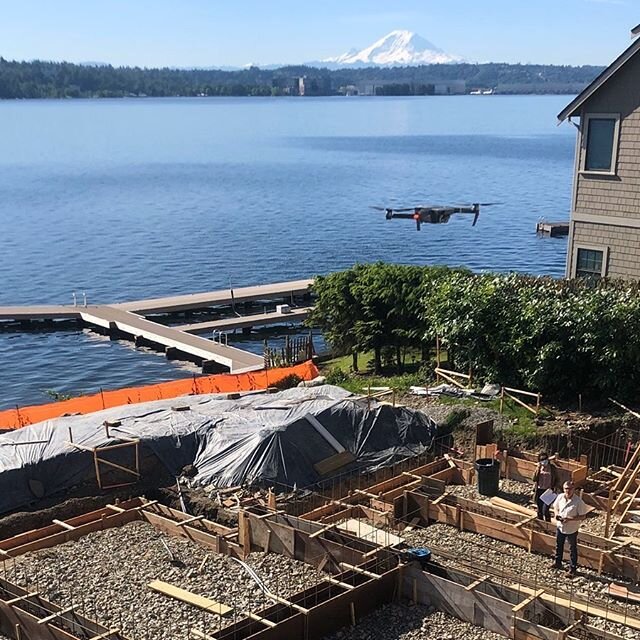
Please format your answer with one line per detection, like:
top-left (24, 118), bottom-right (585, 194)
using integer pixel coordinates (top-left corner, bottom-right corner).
top-left (1, 0), bottom-right (638, 68)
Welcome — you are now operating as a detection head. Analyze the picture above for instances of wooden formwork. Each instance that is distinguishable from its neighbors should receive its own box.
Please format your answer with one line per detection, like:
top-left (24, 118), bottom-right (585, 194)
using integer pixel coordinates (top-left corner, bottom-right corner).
top-left (499, 450), bottom-right (589, 487)
top-left (300, 453), bottom-right (640, 579)
top-left (1, 492), bottom-right (638, 640)
top-left (402, 490), bottom-right (640, 579)
top-left (403, 561), bottom-right (634, 639)
top-left (0, 579), bottom-right (130, 640)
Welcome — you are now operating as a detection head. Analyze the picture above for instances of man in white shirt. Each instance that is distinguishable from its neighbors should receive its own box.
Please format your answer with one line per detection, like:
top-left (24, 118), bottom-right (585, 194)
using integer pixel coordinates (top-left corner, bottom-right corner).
top-left (551, 481), bottom-right (589, 577)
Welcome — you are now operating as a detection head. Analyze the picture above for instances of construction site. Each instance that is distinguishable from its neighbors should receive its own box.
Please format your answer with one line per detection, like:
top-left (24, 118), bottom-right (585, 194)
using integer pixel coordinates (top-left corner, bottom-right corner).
top-left (1, 366), bottom-right (640, 640)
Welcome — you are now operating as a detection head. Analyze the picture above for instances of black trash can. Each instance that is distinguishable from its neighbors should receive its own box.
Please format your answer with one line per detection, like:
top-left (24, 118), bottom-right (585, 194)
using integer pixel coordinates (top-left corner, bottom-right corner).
top-left (475, 457), bottom-right (500, 496)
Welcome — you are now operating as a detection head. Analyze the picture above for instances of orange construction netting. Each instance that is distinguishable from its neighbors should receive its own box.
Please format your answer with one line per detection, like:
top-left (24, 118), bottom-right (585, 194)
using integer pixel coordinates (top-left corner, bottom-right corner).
top-left (0, 361), bottom-right (319, 430)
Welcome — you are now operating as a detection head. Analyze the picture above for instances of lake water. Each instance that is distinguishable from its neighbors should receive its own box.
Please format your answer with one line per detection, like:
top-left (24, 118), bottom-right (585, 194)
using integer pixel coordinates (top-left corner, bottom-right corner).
top-left (0, 95), bottom-right (575, 409)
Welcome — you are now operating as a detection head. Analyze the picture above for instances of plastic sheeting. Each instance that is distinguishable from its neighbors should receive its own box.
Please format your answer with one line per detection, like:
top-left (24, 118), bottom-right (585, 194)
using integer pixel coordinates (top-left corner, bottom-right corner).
top-left (0, 361), bottom-right (319, 429)
top-left (0, 385), bottom-right (438, 514)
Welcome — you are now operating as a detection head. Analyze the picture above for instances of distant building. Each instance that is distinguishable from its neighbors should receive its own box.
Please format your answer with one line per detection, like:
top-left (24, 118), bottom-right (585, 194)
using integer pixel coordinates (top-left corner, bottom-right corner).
top-left (558, 25), bottom-right (640, 280)
top-left (434, 80), bottom-right (466, 95)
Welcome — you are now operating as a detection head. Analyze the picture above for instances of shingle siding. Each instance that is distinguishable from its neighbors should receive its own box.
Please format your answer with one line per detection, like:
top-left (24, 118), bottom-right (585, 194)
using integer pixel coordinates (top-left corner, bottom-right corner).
top-left (568, 51), bottom-right (640, 278)
top-left (573, 221), bottom-right (640, 279)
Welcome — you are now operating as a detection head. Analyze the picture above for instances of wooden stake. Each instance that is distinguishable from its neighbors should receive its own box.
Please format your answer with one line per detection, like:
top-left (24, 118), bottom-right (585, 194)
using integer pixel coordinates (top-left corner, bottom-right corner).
top-left (350, 602), bottom-right (356, 627)
top-left (604, 485), bottom-right (614, 539)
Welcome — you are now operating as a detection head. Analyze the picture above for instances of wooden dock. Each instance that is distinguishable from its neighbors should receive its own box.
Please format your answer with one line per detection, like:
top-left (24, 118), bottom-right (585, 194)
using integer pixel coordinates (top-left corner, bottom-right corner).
top-left (114, 279), bottom-right (314, 314)
top-left (0, 305), bottom-right (81, 321)
top-left (175, 307), bottom-right (312, 334)
top-left (536, 221), bottom-right (569, 237)
top-left (80, 307), bottom-right (264, 372)
top-left (0, 279), bottom-right (314, 374)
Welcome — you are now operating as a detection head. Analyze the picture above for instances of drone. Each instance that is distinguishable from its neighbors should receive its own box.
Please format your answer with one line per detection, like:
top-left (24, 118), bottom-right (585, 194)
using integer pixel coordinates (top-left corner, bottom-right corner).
top-left (371, 203), bottom-right (499, 231)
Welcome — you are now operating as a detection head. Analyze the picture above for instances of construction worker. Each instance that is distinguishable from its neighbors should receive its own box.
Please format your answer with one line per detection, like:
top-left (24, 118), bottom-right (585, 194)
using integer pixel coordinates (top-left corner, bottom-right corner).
top-left (551, 480), bottom-right (588, 577)
top-left (532, 451), bottom-right (557, 521)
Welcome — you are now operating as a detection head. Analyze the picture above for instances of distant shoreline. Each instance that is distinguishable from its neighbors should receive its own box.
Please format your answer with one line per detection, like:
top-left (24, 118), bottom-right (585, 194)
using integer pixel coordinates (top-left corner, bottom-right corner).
top-left (0, 58), bottom-right (601, 100)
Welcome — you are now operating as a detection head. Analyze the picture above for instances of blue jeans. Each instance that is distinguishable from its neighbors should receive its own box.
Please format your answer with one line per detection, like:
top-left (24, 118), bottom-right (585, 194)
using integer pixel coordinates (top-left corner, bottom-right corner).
top-left (535, 488), bottom-right (551, 521)
top-left (555, 530), bottom-right (578, 571)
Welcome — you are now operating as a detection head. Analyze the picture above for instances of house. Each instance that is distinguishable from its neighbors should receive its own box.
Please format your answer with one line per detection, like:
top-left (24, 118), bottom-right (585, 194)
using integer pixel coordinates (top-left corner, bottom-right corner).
top-left (558, 24), bottom-right (640, 280)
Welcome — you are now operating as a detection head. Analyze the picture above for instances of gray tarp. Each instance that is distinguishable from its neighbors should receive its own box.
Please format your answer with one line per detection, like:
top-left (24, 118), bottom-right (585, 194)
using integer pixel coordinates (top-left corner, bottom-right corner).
top-left (0, 385), bottom-right (438, 514)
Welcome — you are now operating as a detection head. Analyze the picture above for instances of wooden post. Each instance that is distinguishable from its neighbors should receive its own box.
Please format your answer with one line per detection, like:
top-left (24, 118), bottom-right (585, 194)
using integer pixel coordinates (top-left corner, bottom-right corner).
top-left (412, 577), bottom-right (418, 605)
top-left (67, 426), bottom-right (73, 443)
top-left (93, 450), bottom-right (102, 489)
top-left (500, 387), bottom-right (505, 414)
top-left (350, 602), bottom-right (356, 627)
top-left (536, 393), bottom-right (541, 415)
top-left (578, 393), bottom-right (582, 413)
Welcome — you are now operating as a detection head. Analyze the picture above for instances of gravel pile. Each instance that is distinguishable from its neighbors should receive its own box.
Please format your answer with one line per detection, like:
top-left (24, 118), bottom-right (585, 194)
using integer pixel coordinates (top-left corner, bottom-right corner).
top-left (404, 523), bottom-right (640, 638)
top-left (447, 478), bottom-right (533, 505)
top-left (324, 603), bottom-right (504, 640)
top-left (9, 521), bottom-right (323, 640)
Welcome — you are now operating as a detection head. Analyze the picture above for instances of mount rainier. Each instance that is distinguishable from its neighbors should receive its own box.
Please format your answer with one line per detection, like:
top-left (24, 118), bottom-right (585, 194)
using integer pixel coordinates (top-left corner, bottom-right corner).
top-left (322, 30), bottom-right (462, 67)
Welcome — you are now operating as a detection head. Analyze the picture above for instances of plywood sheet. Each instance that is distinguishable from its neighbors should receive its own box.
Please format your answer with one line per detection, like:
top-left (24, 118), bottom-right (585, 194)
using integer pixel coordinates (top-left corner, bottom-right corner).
top-left (336, 519), bottom-right (403, 547)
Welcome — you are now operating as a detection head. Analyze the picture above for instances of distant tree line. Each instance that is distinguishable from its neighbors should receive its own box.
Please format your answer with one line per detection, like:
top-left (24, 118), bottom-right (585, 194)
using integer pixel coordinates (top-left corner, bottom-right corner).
top-left (310, 264), bottom-right (640, 401)
top-left (0, 58), bottom-right (603, 99)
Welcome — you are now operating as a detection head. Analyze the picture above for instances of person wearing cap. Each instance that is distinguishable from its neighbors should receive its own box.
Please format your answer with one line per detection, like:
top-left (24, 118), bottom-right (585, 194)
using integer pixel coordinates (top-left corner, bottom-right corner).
top-left (532, 451), bottom-right (557, 521)
top-left (551, 481), bottom-right (588, 577)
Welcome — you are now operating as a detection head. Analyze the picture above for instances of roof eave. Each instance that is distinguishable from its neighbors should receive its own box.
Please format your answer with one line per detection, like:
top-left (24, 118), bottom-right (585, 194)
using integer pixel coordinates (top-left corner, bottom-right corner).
top-left (557, 37), bottom-right (640, 123)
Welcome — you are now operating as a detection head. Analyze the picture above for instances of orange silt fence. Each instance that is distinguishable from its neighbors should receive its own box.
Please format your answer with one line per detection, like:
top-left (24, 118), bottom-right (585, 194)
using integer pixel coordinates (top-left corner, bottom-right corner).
top-left (0, 361), bottom-right (319, 430)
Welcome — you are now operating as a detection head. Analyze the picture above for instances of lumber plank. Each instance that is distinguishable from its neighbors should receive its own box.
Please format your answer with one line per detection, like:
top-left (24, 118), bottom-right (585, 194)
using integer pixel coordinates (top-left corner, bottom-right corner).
top-left (37, 605), bottom-right (77, 624)
top-left (177, 515), bottom-right (205, 527)
top-left (339, 562), bottom-right (382, 579)
top-left (465, 575), bottom-right (489, 591)
top-left (314, 451), bottom-right (356, 476)
top-left (403, 517), bottom-right (421, 532)
top-left (490, 497), bottom-right (536, 517)
top-left (5, 592), bottom-right (39, 605)
top-left (51, 519), bottom-right (75, 531)
top-left (148, 580), bottom-right (232, 615)
top-left (514, 515), bottom-right (538, 529)
top-left (242, 611), bottom-right (277, 627)
top-left (309, 523), bottom-right (336, 539)
top-left (512, 589), bottom-right (545, 613)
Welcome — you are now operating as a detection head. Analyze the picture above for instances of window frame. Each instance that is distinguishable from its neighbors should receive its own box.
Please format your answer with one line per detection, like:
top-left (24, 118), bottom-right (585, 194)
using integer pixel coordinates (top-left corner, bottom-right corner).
top-left (572, 244), bottom-right (608, 279)
top-left (580, 113), bottom-right (620, 176)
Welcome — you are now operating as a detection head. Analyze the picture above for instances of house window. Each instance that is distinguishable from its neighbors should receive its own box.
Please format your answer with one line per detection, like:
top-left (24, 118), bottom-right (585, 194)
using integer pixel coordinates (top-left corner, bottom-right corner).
top-left (583, 114), bottom-right (619, 173)
top-left (576, 248), bottom-right (604, 278)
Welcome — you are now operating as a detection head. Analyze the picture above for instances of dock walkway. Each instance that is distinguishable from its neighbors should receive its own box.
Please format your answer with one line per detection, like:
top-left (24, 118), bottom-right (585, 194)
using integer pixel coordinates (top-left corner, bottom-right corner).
top-left (81, 307), bottom-right (264, 372)
top-left (176, 307), bottom-right (312, 334)
top-left (0, 279), bottom-right (314, 373)
top-left (114, 279), bottom-right (314, 314)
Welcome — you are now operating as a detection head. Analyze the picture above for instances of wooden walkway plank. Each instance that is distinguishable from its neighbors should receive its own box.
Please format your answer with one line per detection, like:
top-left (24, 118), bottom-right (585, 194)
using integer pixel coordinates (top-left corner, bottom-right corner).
top-left (148, 580), bottom-right (232, 616)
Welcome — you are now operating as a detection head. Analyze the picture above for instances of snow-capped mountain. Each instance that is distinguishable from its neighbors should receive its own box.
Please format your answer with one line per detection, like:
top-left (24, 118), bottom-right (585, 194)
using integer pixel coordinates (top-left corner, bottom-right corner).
top-left (323, 30), bottom-right (461, 67)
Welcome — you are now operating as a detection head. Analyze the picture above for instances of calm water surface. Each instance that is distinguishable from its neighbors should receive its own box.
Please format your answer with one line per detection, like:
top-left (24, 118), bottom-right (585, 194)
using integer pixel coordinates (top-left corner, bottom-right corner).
top-left (0, 96), bottom-right (575, 408)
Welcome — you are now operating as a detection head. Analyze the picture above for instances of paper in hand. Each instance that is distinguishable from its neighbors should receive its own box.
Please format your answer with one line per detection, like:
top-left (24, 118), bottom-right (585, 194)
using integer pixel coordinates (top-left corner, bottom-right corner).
top-left (540, 489), bottom-right (557, 506)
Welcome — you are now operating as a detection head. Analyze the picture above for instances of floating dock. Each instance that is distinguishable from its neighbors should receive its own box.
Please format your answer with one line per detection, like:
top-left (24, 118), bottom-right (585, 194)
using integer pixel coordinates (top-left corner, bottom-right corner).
top-left (0, 279), bottom-right (314, 373)
top-left (114, 279), bottom-right (314, 314)
top-left (175, 307), bottom-right (312, 334)
top-left (536, 220), bottom-right (569, 237)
